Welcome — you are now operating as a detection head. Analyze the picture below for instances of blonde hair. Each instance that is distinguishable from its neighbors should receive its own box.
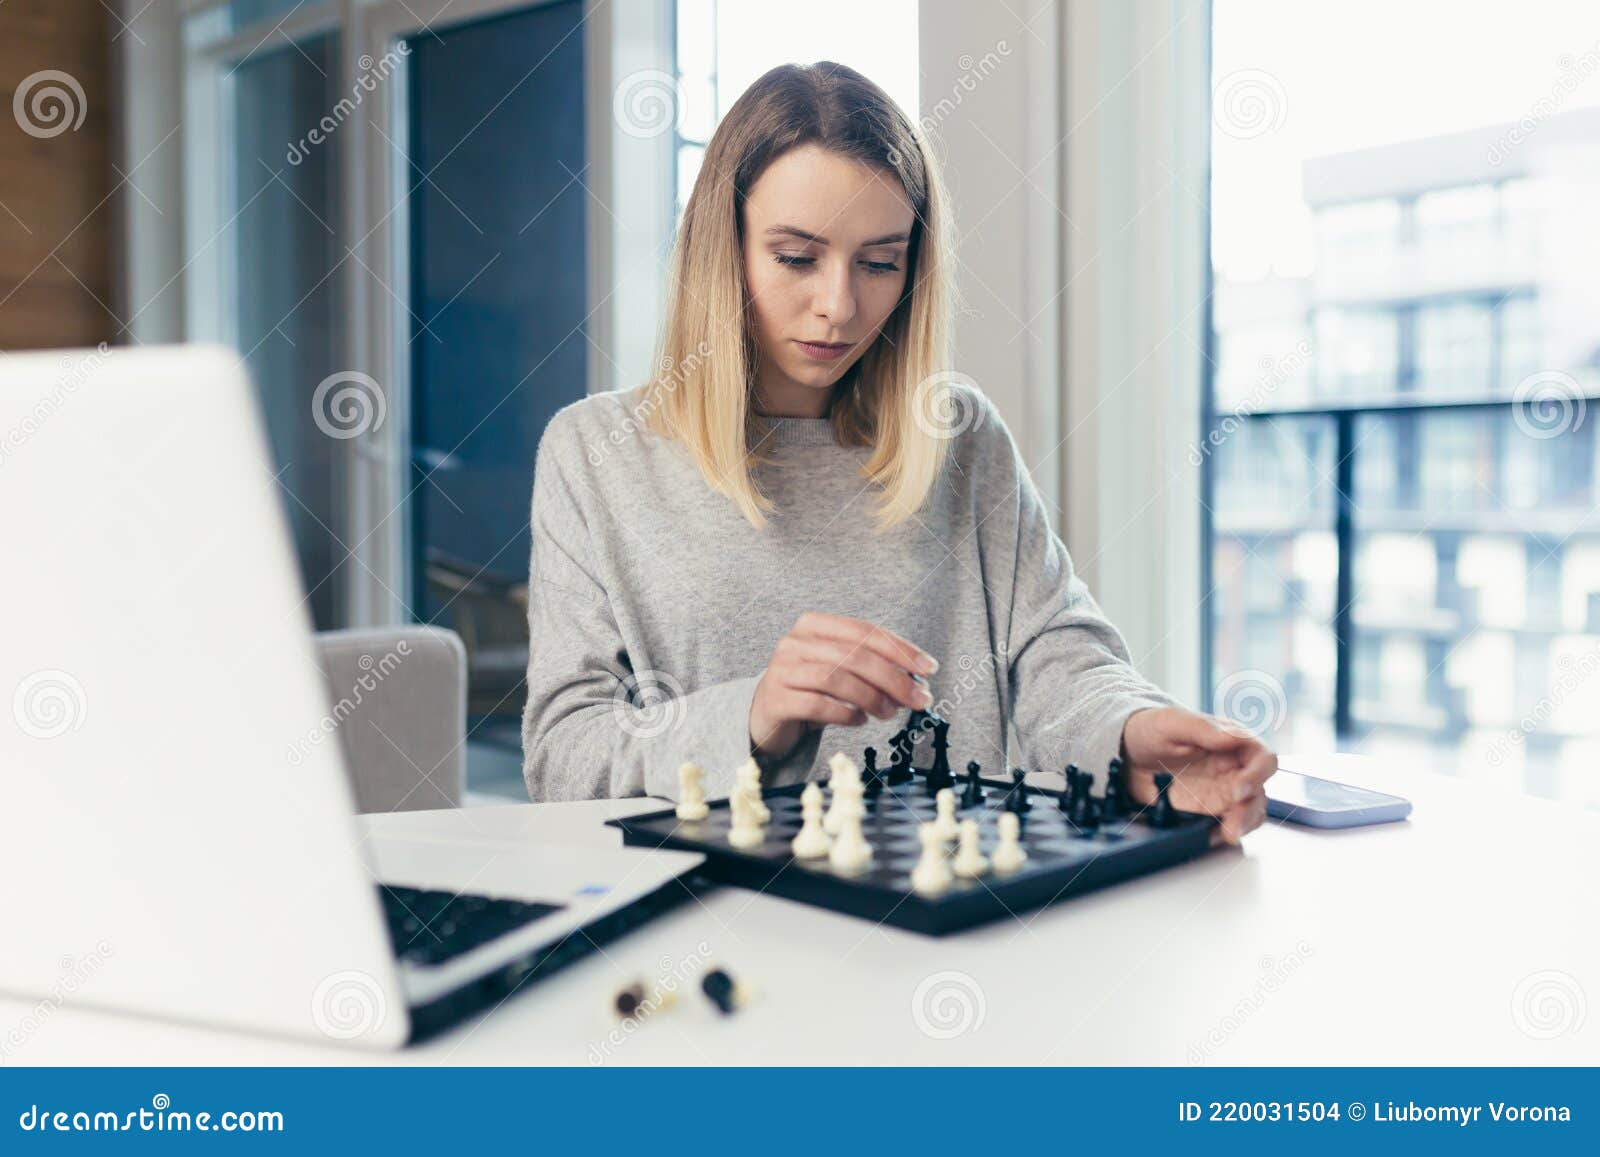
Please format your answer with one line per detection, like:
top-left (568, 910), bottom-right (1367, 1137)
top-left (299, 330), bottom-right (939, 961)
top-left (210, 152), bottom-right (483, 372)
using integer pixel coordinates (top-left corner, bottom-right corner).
top-left (638, 61), bottom-right (959, 531)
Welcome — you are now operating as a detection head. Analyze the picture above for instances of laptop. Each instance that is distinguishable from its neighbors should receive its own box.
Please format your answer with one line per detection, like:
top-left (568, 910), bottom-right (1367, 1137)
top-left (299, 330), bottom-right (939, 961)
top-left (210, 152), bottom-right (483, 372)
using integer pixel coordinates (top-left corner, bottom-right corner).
top-left (0, 343), bottom-right (703, 1047)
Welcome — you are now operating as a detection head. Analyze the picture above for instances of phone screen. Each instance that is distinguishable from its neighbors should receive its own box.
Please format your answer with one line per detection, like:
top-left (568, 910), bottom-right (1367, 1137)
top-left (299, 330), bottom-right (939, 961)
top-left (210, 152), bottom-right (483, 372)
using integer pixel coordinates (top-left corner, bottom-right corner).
top-left (1270, 769), bottom-right (1403, 813)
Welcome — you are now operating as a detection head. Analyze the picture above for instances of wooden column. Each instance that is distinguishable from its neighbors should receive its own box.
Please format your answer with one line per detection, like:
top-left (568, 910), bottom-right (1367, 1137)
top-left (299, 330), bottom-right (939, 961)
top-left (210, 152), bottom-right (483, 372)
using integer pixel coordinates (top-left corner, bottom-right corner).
top-left (0, 0), bottom-right (114, 350)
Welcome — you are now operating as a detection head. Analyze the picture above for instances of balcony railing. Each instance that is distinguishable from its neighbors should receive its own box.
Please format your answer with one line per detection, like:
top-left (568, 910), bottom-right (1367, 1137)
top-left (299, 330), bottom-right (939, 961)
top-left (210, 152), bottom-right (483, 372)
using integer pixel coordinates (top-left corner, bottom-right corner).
top-left (1206, 390), bottom-right (1600, 738)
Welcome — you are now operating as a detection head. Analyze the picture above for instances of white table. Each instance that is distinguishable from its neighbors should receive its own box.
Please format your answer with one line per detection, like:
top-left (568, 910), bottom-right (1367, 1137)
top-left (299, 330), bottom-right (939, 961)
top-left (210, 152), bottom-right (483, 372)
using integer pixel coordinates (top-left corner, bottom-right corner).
top-left (5, 755), bottom-right (1596, 1065)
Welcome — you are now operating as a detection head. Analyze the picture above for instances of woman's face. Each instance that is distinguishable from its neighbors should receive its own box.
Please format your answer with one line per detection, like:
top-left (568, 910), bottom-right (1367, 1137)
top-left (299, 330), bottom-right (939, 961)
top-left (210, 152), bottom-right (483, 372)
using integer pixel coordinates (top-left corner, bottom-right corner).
top-left (740, 143), bottom-right (914, 418)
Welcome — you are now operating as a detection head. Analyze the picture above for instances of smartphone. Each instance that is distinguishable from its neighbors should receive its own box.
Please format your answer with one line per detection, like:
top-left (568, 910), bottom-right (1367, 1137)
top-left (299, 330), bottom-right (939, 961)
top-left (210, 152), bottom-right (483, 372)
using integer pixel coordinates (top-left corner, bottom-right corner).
top-left (1265, 768), bottom-right (1412, 828)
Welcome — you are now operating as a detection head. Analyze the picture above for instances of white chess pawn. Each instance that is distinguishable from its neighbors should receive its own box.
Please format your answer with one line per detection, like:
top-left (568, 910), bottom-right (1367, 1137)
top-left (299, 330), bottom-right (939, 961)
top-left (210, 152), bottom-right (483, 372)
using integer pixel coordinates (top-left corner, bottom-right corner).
top-left (951, 819), bottom-right (989, 878)
top-left (910, 821), bottom-right (954, 896)
top-left (991, 811), bottom-right (1028, 873)
top-left (735, 757), bottom-right (771, 825)
top-left (824, 774), bottom-right (863, 836)
top-left (675, 761), bottom-right (709, 822)
top-left (931, 787), bottom-right (960, 841)
top-left (791, 782), bottom-right (832, 859)
top-left (828, 808), bottom-right (873, 874)
top-left (727, 790), bottom-right (764, 848)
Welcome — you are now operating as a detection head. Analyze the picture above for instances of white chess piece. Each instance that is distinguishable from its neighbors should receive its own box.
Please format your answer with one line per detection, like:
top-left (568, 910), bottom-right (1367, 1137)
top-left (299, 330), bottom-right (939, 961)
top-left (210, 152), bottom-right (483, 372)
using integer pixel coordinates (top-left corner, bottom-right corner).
top-left (931, 788), bottom-right (960, 841)
top-left (735, 757), bottom-right (770, 825)
top-left (991, 811), bottom-right (1028, 873)
top-left (791, 782), bottom-right (832, 859)
top-left (675, 761), bottom-right (709, 822)
top-left (828, 808), bottom-right (873, 874)
top-left (951, 819), bottom-right (989, 878)
top-left (823, 762), bottom-right (863, 836)
top-left (910, 821), bottom-right (954, 896)
top-left (727, 790), bottom-right (764, 848)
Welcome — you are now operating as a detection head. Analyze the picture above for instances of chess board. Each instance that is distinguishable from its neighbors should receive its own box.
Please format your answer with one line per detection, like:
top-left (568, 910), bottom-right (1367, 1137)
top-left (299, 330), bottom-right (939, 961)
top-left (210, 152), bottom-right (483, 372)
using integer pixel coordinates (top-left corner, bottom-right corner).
top-left (607, 767), bottom-right (1215, 936)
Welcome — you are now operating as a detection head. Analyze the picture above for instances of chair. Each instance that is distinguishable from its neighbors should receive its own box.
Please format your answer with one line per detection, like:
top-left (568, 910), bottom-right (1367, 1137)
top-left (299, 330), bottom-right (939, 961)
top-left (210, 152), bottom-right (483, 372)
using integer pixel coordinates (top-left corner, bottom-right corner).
top-left (310, 625), bottom-right (467, 813)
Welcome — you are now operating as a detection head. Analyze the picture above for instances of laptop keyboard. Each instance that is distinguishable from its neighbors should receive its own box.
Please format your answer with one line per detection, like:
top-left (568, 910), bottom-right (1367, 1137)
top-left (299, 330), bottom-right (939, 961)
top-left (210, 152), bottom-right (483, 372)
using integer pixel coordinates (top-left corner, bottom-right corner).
top-left (378, 884), bottom-right (564, 968)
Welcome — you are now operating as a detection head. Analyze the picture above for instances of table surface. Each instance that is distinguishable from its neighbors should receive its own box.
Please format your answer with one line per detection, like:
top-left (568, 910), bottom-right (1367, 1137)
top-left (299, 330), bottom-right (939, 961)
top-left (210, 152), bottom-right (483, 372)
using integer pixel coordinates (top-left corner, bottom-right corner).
top-left (4, 754), bottom-right (1596, 1065)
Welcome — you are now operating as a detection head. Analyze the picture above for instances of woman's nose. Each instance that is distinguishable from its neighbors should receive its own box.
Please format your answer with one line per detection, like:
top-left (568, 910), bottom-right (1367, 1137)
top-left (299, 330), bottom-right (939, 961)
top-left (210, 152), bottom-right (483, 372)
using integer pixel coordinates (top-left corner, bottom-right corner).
top-left (812, 262), bottom-right (857, 326)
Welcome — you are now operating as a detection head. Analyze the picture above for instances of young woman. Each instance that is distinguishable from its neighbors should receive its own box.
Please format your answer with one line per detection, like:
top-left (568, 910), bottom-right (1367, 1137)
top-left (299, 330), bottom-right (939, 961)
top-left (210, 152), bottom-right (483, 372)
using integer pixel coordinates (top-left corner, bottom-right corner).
top-left (521, 62), bottom-right (1275, 843)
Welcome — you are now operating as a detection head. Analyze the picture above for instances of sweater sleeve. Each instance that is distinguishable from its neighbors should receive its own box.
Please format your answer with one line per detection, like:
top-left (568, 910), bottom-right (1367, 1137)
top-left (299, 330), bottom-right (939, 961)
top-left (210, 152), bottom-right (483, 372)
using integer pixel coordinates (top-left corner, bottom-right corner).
top-left (519, 415), bottom-right (768, 803)
top-left (973, 394), bottom-right (1177, 785)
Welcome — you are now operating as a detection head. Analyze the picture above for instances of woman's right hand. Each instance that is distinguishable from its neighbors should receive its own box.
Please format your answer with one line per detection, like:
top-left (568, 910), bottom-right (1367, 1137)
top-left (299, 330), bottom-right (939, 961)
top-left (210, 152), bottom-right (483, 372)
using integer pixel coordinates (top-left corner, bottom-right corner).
top-left (748, 612), bottom-right (939, 761)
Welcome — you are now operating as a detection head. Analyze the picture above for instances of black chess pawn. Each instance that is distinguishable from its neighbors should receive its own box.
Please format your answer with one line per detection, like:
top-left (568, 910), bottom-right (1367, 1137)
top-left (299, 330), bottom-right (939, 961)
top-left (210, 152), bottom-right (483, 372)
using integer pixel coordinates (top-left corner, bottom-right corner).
top-left (862, 746), bottom-right (883, 799)
top-left (1150, 771), bottom-right (1176, 828)
top-left (1069, 773), bottom-right (1097, 830)
top-left (885, 727), bottom-right (913, 786)
top-left (1058, 764), bottom-right (1079, 814)
top-left (1005, 768), bottom-right (1031, 815)
top-left (924, 716), bottom-right (954, 795)
top-left (1100, 757), bottom-right (1126, 820)
top-left (960, 761), bottom-right (986, 808)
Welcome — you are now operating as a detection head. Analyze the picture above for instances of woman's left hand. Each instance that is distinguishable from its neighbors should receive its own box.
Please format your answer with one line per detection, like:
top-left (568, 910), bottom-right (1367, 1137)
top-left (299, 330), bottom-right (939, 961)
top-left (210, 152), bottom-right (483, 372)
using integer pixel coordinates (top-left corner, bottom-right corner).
top-left (1118, 706), bottom-right (1278, 845)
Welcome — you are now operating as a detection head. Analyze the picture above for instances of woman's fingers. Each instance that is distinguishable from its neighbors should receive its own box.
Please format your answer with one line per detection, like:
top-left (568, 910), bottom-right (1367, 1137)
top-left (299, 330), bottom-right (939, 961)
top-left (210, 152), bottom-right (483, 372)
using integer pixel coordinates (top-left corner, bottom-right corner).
top-left (777, 686), bottom-right (869, 729)
top-left (783, 661), bottom-right (900, 720)
top-left (794, 612), bottom-right (936, 678)
top-left (786, 638), bottom-right (932, 714)
top-left (1215, 791), bottom-right (1270, 845)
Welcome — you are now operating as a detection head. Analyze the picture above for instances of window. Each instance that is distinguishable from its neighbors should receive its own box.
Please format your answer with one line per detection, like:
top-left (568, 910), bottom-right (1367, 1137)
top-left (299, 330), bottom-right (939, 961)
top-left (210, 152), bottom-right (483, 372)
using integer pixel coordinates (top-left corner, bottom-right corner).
top-left (1415, 300), bottom-right (1494, 395)
top-left (670, 0), bottom-right (918, 224)
top-left (1207, 0), bottom-right (1600, 808)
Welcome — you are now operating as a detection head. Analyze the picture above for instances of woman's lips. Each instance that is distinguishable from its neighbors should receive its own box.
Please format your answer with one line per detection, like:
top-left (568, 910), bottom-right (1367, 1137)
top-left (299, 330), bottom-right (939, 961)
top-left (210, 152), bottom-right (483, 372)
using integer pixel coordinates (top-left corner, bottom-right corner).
top-left (794, 340), bottom-right (851, 360)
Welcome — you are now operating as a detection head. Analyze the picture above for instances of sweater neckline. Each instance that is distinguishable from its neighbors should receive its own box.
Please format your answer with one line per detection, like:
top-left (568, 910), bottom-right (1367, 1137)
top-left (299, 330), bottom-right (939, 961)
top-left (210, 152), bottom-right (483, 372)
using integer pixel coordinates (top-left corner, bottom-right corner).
top-left (753, 414), bottom-right (841, 447)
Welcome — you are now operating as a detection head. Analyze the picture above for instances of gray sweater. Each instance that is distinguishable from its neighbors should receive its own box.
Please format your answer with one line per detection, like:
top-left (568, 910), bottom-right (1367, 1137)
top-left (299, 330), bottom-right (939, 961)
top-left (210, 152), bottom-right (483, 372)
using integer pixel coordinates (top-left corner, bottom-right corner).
top-left (520, 383), bottom-right (1175, 802)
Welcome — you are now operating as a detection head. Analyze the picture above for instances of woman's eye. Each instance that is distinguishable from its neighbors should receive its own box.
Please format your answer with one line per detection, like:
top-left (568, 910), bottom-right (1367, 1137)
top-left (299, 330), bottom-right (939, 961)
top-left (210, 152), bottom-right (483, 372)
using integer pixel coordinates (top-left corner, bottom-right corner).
top-left (771, 253), bottom-right (900, 276)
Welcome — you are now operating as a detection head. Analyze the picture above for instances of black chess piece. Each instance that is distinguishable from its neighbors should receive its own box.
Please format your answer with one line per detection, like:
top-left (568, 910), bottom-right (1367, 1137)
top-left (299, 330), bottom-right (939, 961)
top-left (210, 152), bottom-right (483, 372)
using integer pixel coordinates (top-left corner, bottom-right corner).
top-left (885, 727), bottom-right (913, 786)
top-left (1101, 757), bottom-right (1126, 820)
top-left (924, 716), bottom-right (954, 795)
top-left (1150, 771), bottom-right (1176, 828)
top-left (1058, 764), bottom-right (1079, 814)
top-left (1069, 773), bottom-right (1097, 829)
top-left (960, 761), bottom-right (986, 808)
top-left (1005, 768), bottom-right (1031, 814)
top-left (862, 746), bottom-right (883, 799)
